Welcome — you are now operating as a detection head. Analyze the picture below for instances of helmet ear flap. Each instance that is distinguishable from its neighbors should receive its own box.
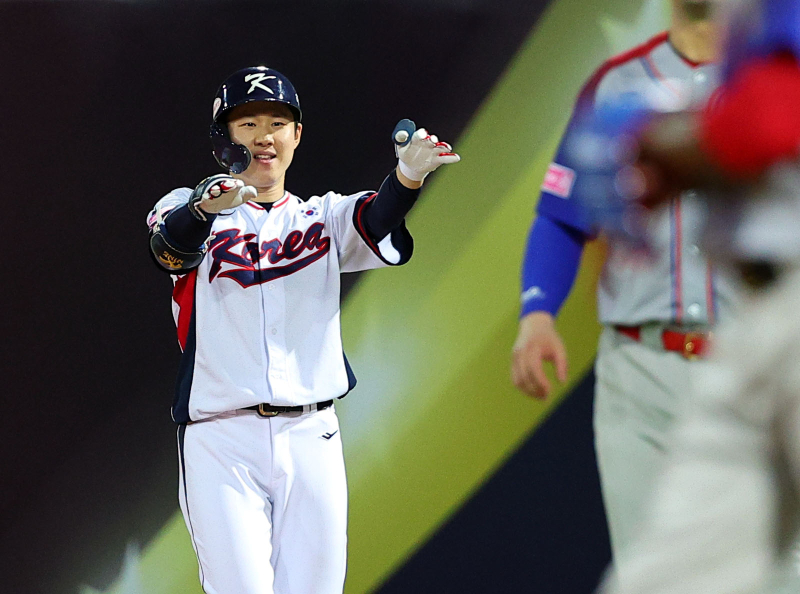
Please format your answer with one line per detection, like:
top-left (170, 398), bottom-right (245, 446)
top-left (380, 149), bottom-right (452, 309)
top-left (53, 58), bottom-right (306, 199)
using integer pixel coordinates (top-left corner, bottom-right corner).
top-left (211, 121), bottom-right (251, 174)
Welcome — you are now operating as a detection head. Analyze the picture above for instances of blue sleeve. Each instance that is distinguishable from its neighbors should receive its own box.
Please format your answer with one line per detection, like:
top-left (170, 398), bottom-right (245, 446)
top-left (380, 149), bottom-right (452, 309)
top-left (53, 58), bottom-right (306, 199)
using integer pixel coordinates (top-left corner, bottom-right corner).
top-left (520, 213), bottom-right (587, 318)
top-left (534, 71), bottom-right (604, 232)
top-left (536, 120), bottom-right (594, 235)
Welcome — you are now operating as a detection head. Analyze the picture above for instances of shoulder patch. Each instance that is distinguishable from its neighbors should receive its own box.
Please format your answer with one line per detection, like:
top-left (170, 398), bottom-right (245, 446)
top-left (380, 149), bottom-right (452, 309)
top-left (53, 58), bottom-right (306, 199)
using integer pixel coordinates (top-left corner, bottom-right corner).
top-left (542, 163), bottom-right (576, 199)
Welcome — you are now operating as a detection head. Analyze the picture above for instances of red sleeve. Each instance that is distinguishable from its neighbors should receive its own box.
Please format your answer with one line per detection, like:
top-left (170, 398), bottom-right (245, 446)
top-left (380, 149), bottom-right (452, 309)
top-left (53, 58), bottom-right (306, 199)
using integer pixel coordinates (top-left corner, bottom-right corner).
top-left (700, 53), bottom-right (800, 178)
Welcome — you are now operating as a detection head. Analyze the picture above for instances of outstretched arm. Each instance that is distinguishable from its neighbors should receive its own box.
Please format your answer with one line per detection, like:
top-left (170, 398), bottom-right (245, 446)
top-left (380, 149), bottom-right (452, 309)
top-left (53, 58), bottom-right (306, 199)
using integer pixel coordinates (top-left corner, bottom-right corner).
top-left (149, 175), bottom-right (255, 274)
top-left (361, 121), bottom-right (460, 242)
top-left (361, 170), bottom-right (421, 242)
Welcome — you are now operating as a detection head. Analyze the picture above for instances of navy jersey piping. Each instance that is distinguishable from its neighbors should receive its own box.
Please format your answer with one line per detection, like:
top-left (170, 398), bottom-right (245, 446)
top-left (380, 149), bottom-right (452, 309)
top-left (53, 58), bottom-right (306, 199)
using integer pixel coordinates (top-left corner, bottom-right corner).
top-left (172, 300), bottom-right (198, 424)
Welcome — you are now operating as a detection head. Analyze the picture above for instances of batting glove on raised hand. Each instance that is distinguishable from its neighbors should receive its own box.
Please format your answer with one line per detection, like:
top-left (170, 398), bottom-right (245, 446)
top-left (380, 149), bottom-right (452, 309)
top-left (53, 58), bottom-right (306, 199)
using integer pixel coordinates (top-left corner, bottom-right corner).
top-left (393, 120), bottom-right (460, 181)
top-left (188, 174), bottom-right (258, 221)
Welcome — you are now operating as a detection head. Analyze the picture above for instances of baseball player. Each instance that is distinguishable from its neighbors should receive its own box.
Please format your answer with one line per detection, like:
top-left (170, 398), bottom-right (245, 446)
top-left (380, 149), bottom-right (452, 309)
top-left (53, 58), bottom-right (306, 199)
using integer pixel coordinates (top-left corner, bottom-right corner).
top-left (511, 0), bottom-right (738, 568)
top-left (146, 66), bottom-right (459, 594)
top-left (589, 0), bottom-right (800, 591)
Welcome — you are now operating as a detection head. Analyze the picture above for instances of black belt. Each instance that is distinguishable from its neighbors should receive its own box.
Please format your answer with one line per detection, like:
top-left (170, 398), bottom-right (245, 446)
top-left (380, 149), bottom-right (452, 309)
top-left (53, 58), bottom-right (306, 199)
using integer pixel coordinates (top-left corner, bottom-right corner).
top-left (244, 400), bottom-right (333, 418)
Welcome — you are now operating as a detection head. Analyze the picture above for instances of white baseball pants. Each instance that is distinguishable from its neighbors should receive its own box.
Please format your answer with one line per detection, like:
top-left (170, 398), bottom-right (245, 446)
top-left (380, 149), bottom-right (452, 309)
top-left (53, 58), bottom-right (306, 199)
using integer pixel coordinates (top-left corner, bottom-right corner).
top-left (177, 406), bottom-right (348, 594)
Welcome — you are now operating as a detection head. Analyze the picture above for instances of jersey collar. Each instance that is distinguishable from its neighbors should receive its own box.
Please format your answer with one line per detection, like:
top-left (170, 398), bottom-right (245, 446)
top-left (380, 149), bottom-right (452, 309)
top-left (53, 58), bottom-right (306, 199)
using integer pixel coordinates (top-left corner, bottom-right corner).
top-left (246, 191), bottom-right (292, 211)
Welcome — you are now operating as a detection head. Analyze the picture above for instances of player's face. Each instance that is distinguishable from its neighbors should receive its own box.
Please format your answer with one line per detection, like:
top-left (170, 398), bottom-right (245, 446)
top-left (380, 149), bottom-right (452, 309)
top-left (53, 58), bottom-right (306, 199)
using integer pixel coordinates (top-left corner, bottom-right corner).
top-left (227, 102), bottom-right (302, 190)
top-left (672, 0), bottom-right (724, 21)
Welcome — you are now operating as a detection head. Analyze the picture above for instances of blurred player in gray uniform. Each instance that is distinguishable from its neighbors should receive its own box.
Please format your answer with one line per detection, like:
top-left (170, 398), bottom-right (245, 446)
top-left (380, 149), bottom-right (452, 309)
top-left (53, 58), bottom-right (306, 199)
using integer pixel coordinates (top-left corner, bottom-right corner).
top-left (592, 0), bottom-right (800, 591)
top-left (511, 0), bottom-right (737, 566)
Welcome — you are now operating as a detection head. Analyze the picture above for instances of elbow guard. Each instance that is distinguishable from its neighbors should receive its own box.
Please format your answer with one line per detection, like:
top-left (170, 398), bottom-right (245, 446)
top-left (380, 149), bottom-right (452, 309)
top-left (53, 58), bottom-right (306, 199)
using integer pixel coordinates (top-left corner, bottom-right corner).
top-left (149, 224), bottom-right (207, 273)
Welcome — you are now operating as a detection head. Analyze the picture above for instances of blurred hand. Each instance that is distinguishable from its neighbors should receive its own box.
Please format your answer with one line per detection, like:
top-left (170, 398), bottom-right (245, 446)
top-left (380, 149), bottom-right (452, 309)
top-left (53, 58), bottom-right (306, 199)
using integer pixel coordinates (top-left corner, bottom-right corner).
top-left (511, 311), bottom-right (568, 399)
top-left (633, 111), bottom-right (740, 207)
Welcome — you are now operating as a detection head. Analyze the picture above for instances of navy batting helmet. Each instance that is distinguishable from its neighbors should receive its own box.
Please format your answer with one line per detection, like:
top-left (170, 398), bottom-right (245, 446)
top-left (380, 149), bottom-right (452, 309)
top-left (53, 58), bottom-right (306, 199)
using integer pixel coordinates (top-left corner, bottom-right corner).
top-left (210, 66), bottom-right (302, 174)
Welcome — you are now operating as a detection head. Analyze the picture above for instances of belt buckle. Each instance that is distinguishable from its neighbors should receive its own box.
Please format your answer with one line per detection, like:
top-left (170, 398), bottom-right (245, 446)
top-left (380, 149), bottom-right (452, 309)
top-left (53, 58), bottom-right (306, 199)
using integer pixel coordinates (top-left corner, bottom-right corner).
top-left (257, 403), bottom-right (280, 417)
top-left (682, 332), bottom-right (704, 360)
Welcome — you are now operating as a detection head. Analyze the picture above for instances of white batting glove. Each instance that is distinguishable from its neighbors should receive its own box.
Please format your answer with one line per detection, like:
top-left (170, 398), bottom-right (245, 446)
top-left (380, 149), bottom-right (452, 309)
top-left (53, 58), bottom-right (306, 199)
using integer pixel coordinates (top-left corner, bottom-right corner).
top-left (396, 128), bottom-right (461, 181)
top-left (188, 174), bottom-right (258, 220)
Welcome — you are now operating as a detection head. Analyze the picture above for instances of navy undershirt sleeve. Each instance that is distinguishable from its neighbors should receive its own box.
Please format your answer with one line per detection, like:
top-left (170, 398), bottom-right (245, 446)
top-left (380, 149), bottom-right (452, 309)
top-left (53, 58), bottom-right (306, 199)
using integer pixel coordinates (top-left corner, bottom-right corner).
top-left (520, 213), bottom-right (588, 318)
top-left (362, 170), bottom-right (420, 241)
top-left (163, 204), bottom-right (217, 250)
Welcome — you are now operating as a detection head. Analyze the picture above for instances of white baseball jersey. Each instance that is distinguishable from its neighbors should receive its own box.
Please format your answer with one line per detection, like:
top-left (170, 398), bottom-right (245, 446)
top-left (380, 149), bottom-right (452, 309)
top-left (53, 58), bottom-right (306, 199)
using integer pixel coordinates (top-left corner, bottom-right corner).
top-left (147, 189), bottom-right (412, 423)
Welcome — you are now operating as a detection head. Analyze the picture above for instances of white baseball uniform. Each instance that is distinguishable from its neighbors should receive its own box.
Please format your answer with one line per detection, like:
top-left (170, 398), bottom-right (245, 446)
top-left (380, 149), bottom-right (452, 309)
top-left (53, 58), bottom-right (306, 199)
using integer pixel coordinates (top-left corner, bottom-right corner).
top-left (147, 188), bottom-right (412, 594)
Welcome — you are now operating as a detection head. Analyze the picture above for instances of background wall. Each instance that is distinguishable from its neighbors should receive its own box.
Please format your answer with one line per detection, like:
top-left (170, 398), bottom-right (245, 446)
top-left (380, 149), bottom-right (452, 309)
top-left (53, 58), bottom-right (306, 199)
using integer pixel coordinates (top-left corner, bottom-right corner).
top-left (0, 1), bottom-right (665, 592)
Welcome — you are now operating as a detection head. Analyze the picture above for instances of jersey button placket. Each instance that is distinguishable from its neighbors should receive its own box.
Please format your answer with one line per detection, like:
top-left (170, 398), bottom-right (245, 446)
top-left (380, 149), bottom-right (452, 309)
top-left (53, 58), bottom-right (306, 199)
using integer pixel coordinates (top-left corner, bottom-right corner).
top-left (259, 217), bottom-right (289, 399)
top-left (676, 191), bottom-right (712, 326)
